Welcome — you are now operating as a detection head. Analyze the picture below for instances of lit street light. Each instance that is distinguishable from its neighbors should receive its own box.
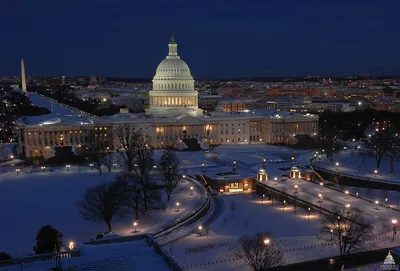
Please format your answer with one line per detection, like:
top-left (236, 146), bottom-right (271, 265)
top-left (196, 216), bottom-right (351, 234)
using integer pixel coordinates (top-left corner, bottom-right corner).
top-left (133, 221), bottom-right (138, 233)
top-left (345, 190), bottom-right (349, 199)
top-left (68, 241), bottom-right (75, 250)
top-left (176, 202), bottom-right (180, 212)
top-left (392, 219), bottom-right (398, 239)
top-left (274, 177), bottom-right (278, 185)
top-left (190, 186), bottom-right (194, 195)
top-left (320, 182), bottom-right (323, 190)
top-left (198, 225), bottom-right (203, 236)
top-left (375, 200), bottom-right (379, 210)
top-left (262, 194), bottom-right (265, 204)
top-left (374, 169), bottom-right (378, 177)
top-left (330, 229), bottom-right (333, 241)
top-left (66, 164), bottom-right (71, 171)
top-left (282, 200), bottom-right (286, 211)
top-left (264, 239), bottom-right (270, 245)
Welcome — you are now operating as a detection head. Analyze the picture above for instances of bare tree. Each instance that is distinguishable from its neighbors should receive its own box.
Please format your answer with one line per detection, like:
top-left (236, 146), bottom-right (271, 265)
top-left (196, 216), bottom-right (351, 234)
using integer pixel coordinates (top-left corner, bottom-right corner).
top-left (116, 172), bottom-right (145, 221)
top-left (115, 172), bottom-right (163, 221)
top-left (235, 232), bottom-right (284, 271)
top-left (82, 132), bottom-right (108, 175)
top-left (158, 149), bottom-right (182, 201)
top-left (77, 182), bottom-right (127, 233)
top-left (366, 132), bottom-right (389, 169)
top-left (319, 208), bottom-right (373, 265)
top-left (132, 133), bottom-right (155, 210)
top-left (386, 132), bottom-right (400, 174)
top-left (114, 124), bottom-right (138, 172)
top-left (101, 146), bottom-right (114, 173)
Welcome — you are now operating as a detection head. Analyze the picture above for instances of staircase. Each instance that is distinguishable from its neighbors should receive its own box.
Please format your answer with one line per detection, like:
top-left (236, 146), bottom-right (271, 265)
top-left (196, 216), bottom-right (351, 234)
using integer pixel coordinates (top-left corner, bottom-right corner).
top-left (181, 138), bottom-right (201, 151)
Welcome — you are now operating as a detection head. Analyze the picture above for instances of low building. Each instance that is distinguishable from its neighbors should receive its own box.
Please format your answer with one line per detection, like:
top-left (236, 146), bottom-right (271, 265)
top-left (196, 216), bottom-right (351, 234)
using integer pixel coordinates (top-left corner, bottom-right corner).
top-left (202, 167), bottom-right (256, 193)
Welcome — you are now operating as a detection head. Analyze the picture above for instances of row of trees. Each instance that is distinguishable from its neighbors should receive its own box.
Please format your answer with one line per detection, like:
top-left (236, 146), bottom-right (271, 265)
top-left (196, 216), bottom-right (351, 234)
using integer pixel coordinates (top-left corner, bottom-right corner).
top-left (77, 125), bottom-right (184, 232)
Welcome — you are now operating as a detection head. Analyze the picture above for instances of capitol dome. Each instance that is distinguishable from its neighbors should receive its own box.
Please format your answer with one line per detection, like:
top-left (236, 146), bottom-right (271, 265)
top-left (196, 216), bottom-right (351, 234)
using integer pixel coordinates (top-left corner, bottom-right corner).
top-left (154, 59), bottom-right (193, 80)
top-left (146, 32), bottom-right (203, 118)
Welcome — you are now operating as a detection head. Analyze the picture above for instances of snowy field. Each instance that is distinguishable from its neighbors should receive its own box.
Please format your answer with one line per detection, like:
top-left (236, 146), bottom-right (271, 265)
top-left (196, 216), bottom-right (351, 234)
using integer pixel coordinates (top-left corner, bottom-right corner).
top-left (316, 149), bottom-right (400, 183)
top-left (0, 165), bottom-right (203, 257)
top-left (27, 93), bottom-right (81, 116)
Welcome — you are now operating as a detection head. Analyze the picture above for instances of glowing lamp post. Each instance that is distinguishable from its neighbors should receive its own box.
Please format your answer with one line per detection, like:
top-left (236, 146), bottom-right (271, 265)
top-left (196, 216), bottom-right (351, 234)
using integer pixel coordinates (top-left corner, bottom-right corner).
top-left (233, 160), bottom-right (237, 173)
top-left (308, 207), bottom-right (311, 219)
top-left (176, 202), bottom-right (180, 212)
top-left (133, 221), bottom-right (138, 233)
top-left (335, 162), bottom-right (339, 171)
top-left (282, 200), bottom-right (286, 211)
top-left (262, 194), bottom-right (265, 204)
top-left (375, 200), bottom-right (379, 210)
top-left (190, 186), bottom-right (194, 195)
top-left (68, 241), bottom-right (75, 250)
top-left (15, 168), bottom-right (20, 174)
top-left (294, 185), bottom-right (298, 193)
top-left (330, 229), bottom-right (333, 240)
top-left (201, 163), bottom-right (205, 173)
top-left (264, 239), bottom-right (270, 245)
top-left (374, 169), bottom-right (378, 177)
top-left (198, 225), bottom-right (203, 236)
top-left (66, 164), bottom-right (71, 171)
top-left (262, 158), bottom-right (266, 169)
top-left (392, 219), bottom-right (398, 238)
top-left (345, 190), bottom-right (349, 199)
top-left (320, 182), bottom-right (323, 190)
top-left (274, 177), bottom-right (278, 185)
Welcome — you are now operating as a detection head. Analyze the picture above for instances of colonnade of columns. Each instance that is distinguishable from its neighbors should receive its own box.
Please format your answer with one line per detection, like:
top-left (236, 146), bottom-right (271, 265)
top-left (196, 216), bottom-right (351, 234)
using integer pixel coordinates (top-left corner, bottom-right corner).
top-left (150, 96), bottom-right (198, 107)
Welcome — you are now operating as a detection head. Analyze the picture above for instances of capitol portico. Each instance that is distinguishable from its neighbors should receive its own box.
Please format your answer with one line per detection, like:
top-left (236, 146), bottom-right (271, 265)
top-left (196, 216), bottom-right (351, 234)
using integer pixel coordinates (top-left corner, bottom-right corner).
top-left (17, 33), bottom-right (319, 158)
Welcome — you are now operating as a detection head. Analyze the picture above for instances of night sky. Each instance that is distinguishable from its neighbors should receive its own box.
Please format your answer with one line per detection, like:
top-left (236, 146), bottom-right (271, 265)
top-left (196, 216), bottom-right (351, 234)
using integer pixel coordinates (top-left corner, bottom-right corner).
top-left (2, 0), bottom-right (400, 79)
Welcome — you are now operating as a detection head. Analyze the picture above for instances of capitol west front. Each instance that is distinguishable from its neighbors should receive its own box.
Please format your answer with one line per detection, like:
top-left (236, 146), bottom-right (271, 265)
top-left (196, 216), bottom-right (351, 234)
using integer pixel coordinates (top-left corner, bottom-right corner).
top-left (17, 34), bottom-right (318, 158)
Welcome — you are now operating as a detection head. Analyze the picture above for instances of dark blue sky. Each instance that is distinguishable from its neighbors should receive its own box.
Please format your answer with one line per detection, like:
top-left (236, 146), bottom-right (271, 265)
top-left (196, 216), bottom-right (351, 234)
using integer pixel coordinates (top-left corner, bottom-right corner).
top-left (2, 0), bottom-right (400, 78)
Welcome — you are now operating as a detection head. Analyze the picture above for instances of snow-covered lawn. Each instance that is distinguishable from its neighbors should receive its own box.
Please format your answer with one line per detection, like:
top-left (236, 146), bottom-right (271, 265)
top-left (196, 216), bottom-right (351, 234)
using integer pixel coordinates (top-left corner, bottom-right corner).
top-left (0, 165), bottom-right (203, 257)
top-left (170, 193), bottom-right (322, 270)
top-left (316, 149), bottom-right (400, 183)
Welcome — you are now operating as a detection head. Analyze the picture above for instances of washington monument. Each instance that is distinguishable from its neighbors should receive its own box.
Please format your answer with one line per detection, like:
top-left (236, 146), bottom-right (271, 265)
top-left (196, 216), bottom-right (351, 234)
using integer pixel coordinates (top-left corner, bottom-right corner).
top-left (21, 59), bottom-right (27, 93)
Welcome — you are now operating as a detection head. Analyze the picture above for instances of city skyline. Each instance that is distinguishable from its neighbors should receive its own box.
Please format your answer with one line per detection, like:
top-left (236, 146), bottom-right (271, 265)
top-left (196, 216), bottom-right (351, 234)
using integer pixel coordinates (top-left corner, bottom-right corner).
top-left (2, 1), bottom-right (400, 78)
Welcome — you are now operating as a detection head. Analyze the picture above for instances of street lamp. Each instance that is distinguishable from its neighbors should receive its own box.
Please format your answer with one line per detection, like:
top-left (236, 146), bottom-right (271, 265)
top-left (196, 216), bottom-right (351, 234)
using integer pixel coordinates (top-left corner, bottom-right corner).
top-left (66, 164), bottom-right (70, 171)
top-left (335, 162), bottom-right (339, 171)
top-left (274, 177), bottom-right (278, 185)
top-left (201, 163), bottom-right (205, 173)
top-left (294, 185), bottom-right (298, 193)
top-left (374, 169), bottom-right (378, 177)
top-left (283, 200), bottom-right (286, 211)
top-left (264, 238), bottom-right (270, 245)
top-left (233, 160), bottom-right (237, 173)
top-left (176, 202), bottom-right (180, 212)
top-left (262, 158), bottom-right (266, 169)
top-left (356, 192), bottom-right (359, 197)
top-left (262, 194), bottom-right (265, 204)
top-left (345, 190), bottom-right (349, 199)
top-left (198, 225), bottom-right (203, 236)
top-left (392, 219), bottom-right (398, 239)
top-left (68, 241), bottom-right (75, 250)
top-left (190, 186), bottom-right (194, 195)
top-left (308, 207), bottom-right (311, 219)
top-left (375, 200), bottom-right (379, 210)
top-left (320, 182), bottom-right (323, 190)
top-left (133, 221), bottom-right (138, 233)
top-left (330, 229), bottom-right (333, 241)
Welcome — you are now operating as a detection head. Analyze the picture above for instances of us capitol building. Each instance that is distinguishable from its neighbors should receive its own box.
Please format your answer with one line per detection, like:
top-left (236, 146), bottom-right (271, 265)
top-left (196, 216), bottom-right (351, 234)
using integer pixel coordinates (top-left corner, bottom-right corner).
top-left (17, 34), bottom-right (319, 158)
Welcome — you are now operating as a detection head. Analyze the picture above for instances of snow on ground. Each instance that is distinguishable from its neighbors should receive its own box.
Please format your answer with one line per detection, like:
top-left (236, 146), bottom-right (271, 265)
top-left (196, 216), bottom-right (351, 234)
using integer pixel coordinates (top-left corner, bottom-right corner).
top-left (316, 149), bottom-right (400, 183)
top-left (0, 165), bottom-right (203, 257)
top-left (170, 193), bottom-right (321, 270)
top-left (27, 93), bottom-right (81, 116)
top-left (0, 239), bottom-right (170, 271)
